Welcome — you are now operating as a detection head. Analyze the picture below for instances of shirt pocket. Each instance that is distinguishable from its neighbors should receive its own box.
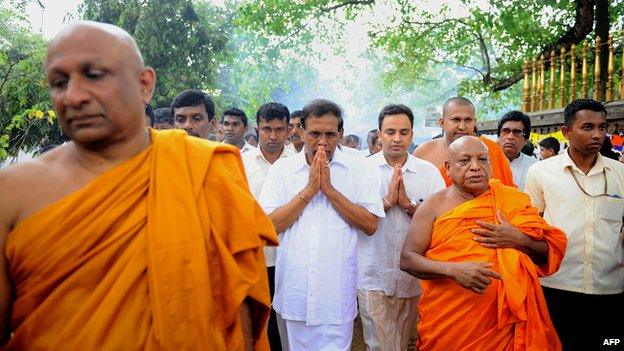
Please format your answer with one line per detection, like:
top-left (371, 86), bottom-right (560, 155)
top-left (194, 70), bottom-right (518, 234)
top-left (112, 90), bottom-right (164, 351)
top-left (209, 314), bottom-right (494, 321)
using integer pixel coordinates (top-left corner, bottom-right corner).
top-left (602, 196), bottom-right (624, 224)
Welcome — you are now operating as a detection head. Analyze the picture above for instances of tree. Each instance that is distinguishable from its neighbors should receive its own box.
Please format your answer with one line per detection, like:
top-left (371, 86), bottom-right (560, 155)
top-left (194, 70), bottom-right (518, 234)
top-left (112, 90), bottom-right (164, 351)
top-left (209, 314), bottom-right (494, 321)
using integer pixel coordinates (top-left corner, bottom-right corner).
top-left (80, 0), bottom-right (231, 108)
top-left (237, 0), bottom-right (624, 115)
top-left (0, 1), bottom-right (62, 162)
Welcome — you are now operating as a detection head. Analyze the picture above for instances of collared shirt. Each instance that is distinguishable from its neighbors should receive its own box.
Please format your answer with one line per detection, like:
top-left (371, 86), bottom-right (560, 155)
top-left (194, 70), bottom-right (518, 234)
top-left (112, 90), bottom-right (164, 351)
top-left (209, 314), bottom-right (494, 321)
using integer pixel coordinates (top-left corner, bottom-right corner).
top-left (358, 152), bottom-right (445, 298)
top-left (340, 145), bottom-right (364, 158)
top-left (259, 148), bottom-right (385, 325)
top-left (284, 143), bottom-right (302, 154)
top-left (509, 152), bottom-right (538, 191)
top-left (240, 140), bottom-right (256, 154)
top-left (242, 146), bottom-right (295, 267)
top-left (525, 151), bottom-right (624, 294)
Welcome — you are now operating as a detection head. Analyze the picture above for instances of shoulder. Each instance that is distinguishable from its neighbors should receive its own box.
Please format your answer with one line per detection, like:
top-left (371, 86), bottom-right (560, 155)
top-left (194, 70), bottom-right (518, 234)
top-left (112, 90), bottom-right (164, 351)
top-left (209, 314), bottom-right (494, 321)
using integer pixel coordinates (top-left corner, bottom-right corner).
top-left (413, 139), bottom-right (438, 155)
top-left (529, 154), bottom-right (561, 173)
top-left (408, 154), bottom-right (440, 173)
top-left (603, 156), bottom-right (624, 175)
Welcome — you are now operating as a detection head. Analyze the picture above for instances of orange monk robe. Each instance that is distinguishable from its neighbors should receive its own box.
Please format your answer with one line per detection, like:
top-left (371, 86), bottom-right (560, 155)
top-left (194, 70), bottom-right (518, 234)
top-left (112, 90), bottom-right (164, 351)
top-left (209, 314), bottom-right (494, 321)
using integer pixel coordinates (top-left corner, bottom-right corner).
top-left (4, 129), bottom-right (277, 350)
top-left (438, 136), bottom-right (515, 187)
top-left (417, 179), bottom-right (567, 351)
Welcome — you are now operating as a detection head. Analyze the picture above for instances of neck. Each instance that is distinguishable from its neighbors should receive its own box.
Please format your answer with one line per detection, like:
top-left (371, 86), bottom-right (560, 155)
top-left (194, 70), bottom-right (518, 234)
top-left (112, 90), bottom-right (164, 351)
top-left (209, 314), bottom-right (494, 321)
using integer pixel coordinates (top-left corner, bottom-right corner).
top-left (231, 139), bottom-right (245, 149)
top-left (261, 146), bottom-right (283, 164)
top-left (293, 141), bottom-right (304, 152)
top-left (568, 147), bottom-right (598, 174)
top-left (506, 151), bottom-right (521, 162)
top-left (451, 184), bottom-right (478, 201)
top-left (384, 152), bottom-right (407, 167)
top-left (70, 128), bottom-right (151, 174)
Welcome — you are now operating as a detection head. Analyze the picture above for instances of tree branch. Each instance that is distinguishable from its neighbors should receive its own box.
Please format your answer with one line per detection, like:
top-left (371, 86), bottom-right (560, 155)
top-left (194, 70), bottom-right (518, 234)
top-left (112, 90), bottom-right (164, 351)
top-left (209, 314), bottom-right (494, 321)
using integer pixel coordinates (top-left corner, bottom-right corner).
top-left (322, 0), bottom-right (374, 13)
top-left (490, 0), bottom-right (594, 91)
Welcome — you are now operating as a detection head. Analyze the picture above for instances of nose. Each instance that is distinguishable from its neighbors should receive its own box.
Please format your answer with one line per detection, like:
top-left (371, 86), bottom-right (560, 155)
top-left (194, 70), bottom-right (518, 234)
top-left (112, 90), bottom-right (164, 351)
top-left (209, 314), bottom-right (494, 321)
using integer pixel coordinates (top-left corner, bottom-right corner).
top-left (62, 77), bottom-right (91, 108)
top-left (317, 134), bottom-right (330, 146)
top-left (269, 130), bottom-right (278, 141)
top-left (469, 157), bottom-right (480, 170)
top-left (179, 120), bottom-right (194, 131)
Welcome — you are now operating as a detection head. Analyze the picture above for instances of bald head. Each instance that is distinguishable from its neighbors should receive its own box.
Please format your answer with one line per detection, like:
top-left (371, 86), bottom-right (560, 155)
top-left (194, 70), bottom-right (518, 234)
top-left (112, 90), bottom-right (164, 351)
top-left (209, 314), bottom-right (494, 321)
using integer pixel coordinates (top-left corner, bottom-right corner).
top-left (448, 136), bottom-right (488, 158)
top-left (442, 97), bottom-right (475, 116)
top-left (47, 21), bottom-right (144, 70)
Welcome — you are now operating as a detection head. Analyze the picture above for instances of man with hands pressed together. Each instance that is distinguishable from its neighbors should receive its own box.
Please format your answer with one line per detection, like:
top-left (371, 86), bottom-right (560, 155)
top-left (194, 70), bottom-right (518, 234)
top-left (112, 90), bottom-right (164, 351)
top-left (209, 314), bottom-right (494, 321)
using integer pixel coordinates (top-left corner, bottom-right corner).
top-left (400, 136), bottom-right (567, 351)
top-left (259, 99), bottom-right (384, 351)
top-left (357, 104), bottom-right (444, 351)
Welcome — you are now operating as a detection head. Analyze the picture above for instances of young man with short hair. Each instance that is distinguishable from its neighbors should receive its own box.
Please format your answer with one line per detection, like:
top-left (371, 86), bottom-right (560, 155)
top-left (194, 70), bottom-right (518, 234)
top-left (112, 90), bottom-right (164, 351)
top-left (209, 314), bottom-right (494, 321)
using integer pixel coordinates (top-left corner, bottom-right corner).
top-left (171, 89), bottom-right (216, 139)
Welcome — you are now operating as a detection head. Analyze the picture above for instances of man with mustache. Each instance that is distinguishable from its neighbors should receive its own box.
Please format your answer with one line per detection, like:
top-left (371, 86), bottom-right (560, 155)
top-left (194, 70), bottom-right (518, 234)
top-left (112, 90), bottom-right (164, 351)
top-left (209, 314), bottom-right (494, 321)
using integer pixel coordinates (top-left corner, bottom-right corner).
top-left (172, 89), bottom-right (216, 139)
top-left (259, 99), bottom-right (384, 350)
top-left (222, 107), bottom-right (255, 153)
top-left (496, 110), bottom-right (537, 191)
top-left (401, 136), bottom-right (566, 351)
top-left (525, 99), bottom-right (624, 351)
top-left (285, 109), bottom-right (305, 153)
top-left (413, 97), bottom-right (515, 187)
top-left (242, 102), bottom-right (294, 351)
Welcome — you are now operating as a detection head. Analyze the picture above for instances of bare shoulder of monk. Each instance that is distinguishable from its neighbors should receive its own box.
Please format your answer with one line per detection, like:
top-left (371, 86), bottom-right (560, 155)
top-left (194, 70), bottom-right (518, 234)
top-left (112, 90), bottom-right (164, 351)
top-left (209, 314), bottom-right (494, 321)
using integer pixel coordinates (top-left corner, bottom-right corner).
top-left (413, 139), bottom-right (447, 168)
top-left (0, 145), bottom-right (74, 231)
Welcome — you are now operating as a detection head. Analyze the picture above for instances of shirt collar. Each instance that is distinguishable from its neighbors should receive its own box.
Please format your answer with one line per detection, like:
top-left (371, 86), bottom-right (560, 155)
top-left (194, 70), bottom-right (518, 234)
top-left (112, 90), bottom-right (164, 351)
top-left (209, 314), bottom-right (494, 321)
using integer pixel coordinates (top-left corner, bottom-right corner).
top-left (561, 148), bottom-right (610, 175)
top-left (370, 151), bottom-right (419, 173)
top-left (293, 146), bottom-right (349, 173)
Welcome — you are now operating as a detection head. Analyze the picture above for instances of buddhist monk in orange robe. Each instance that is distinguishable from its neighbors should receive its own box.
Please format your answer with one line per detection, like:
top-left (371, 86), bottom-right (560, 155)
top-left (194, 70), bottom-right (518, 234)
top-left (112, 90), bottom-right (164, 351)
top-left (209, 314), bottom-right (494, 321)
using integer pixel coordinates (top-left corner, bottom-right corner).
top-left (413, 97), bottom-right (515, 187)
top-left (401, 136), bottom-right (566, 351)
top-left (0, 21), bottom-right (276, 350)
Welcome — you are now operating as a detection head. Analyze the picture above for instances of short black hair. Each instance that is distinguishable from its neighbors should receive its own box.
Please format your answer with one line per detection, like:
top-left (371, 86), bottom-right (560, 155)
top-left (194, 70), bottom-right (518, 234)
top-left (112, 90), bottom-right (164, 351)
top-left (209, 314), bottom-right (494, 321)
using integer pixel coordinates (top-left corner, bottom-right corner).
top-left (146, 104), bottom-right (155, 124)
top-left (378, 104), bottom-right (414, 130)
top-left (245, 132), bottom-right (258, 142)
top-left (290, 110), bottom-right (305, 120)
top-left (256, 102), bottom-right (290, 125)
top-left (539, 137), bottom-right (560, 154)
top-left (301, 99), bottom-right (343, 131)
top-left (497, 110), bottom-right (531, 139)
top-left (152, 107), bottom-right (173, 126)
top-left (222, 107), bottom-right (248, 127)
top-left (171, 89), bottom-right (216, 121)
top-left (521, 140), bottom-right (534, 156)
top-left (563, 99), bottom-right (607, 127)
top-left (347, 134), bottom-right (360, 144)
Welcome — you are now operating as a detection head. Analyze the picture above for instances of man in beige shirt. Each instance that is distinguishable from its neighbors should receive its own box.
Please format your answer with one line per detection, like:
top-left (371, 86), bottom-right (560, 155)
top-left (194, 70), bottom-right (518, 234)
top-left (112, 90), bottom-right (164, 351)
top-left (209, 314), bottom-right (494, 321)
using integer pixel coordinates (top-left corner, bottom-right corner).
top-left (525, 99), bottom-right (624, 351)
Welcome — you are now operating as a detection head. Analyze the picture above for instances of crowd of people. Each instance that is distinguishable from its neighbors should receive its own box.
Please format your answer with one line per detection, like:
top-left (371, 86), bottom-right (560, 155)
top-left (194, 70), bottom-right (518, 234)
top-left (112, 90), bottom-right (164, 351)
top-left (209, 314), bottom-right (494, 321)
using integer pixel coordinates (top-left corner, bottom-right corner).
top-left (0, 21), bottom-right (622, 351)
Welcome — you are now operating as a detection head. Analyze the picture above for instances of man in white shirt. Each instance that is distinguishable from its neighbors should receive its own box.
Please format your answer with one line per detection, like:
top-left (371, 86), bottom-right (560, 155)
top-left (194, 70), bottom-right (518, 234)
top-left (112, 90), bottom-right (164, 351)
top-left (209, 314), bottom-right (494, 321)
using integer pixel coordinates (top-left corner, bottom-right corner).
top-left (221, 107), bottom-right (256, 153)
top-left (360, 129), bottom-right (379, 157)
top-left (285, 110), bottom-right (305, 154)
top-left (496, 110), bottom-right (537, 191)
top-left (358, 104), bottom-right (444, 351)
top-left (259, 99), bottom-right (384, 351)
top-left (525, 99), bottom-right (624, 351)
top-left (241, 102), bottom-right (294, 351)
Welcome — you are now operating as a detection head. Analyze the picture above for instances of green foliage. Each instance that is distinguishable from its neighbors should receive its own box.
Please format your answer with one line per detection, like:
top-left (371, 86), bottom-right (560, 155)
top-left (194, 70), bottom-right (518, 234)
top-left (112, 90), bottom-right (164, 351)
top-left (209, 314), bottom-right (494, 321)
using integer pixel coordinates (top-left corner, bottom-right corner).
top-left (0, 1), bottom-right (63, 162)
top-left (80, 0), bottom-right (231, 108)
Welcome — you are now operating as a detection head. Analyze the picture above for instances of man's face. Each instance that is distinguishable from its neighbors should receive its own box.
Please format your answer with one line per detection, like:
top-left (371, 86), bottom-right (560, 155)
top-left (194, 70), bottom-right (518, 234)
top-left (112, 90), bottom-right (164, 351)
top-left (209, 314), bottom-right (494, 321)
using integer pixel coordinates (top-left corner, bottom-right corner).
top-left (341, 137), bottom-right (358, 149)
top-left (441, 103), bottom-right (476, 142)
top-left (497, 120), bottom-right (527, 161)
top-left (257, 118), bottom-right (288, 155)
top-left (303, 114), bottom-right (342, 161)
top-left (539, 146), bottom-right (556, 160)
top-left (446, 140), bottom-right (492, 193)
top-left (288, 116), bottom-right (303, 145)
top-left (173, 104), bottom-right (213, 139)
top-left (45, 27), bottom-right (155, 147)
top-left (153, 122), bottom-right (173, 130)
top-left (222, 115), bottom-right (246, 145)
top-left (367, 131), bottom-right (378, 151)
top-left (562, 110), bottom-right (606, 157)
top-left (380, 114), bottom-right (413, 159)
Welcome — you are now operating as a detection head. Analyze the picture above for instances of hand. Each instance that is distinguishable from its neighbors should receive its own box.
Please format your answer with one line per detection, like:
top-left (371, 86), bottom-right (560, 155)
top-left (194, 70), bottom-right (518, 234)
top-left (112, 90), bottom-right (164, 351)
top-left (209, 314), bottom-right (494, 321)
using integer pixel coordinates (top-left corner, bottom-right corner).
top-left (385, 164), bottom-right (401, 206)
top-left (318, 146), bottom-right (335, 195)
top-left (302, 147), bottom-right (322, 199)
top-left (471, 210), bottom-right (527, 249)
top-left (397, 172), bottom-right (411, 211)
top-left (449, 261), bottom-right (502, 294)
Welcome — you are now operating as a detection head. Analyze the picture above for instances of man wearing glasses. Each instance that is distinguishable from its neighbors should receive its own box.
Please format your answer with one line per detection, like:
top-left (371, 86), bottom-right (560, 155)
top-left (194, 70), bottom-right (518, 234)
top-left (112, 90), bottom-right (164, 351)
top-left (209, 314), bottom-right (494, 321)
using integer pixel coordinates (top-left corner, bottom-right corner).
top-left (259, 99), bottom-right (384, 350)
top-left (241, 102), bottom-right (294, 351)
top-left (525, 99), bottom-right (624, 351)
top-left (496, 110), bottom-right (537, 191)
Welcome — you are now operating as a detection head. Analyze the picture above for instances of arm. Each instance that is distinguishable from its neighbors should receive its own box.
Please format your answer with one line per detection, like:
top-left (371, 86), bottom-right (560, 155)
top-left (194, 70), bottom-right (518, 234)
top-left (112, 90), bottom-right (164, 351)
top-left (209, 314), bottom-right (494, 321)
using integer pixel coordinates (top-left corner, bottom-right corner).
top-left (239, 299), bottom-right (253, 351)
top-left (400, 198), bottom-right (501, 294)
top-left (267, 192), bottom-right (312, 234)
top-left (324, 187), bottom-right (379, 235)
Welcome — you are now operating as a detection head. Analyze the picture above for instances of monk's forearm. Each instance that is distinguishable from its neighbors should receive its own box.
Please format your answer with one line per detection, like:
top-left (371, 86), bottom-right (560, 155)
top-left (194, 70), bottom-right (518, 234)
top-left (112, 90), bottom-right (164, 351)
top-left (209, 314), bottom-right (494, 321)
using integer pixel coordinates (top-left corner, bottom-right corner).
top-left (400, 252), bottom-right (452, 280)
top-left (518, 236), bottom-right (549, 265)
top-left (239, 299), bottom-right (253, 351)
top-left (325, 188), bottom-right (378, 235)
top-left (267, 193), bottom-right (309, 233)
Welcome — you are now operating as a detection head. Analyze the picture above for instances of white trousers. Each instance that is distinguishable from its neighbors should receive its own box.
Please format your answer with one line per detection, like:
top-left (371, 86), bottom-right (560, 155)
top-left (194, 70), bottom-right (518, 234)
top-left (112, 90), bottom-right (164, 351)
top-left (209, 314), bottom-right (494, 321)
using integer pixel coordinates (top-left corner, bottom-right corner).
top-left (284, 319), bottom-right (354, 351)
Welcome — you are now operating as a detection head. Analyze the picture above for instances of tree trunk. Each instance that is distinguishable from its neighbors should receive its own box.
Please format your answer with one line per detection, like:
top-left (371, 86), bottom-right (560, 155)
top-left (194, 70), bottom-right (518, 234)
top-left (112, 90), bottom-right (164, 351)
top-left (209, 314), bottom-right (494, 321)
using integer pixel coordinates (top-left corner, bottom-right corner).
top-left (594, 0), bottom-right (609, 100)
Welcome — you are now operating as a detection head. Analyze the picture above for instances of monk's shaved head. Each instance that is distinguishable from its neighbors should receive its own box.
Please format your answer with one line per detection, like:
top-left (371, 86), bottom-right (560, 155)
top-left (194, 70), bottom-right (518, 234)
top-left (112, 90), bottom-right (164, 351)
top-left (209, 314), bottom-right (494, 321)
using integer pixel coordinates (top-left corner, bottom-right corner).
top-left (47, 21), bottom-right (144, 70)
top-left (442, 97), bottom-right (475, 117)
top-left (448, 136), bottom-right (489, 160)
